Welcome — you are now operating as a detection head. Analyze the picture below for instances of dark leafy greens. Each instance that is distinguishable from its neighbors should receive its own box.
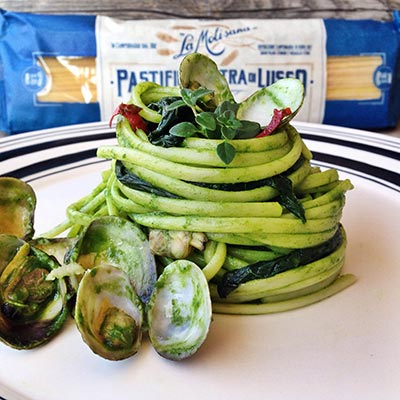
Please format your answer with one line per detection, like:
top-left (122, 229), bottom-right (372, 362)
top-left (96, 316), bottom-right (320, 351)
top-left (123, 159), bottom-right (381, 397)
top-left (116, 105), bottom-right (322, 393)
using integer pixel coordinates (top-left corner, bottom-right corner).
top-left (147, 88), bottom-right (261, 164)
top-left (115, 155), bottom-right (305, 221)
top-left (217, 228), bottom-right (343, 298)
top-left (218, 229), bottom-right (343, 298)
top-left (265, 174), bottom-right (305, 222)
top-left (189, 156), bottom-right (306, 221)
top-left (115, 161), bottom-right (180, 199)
top-left (147, 96), bottom-right (195, 147)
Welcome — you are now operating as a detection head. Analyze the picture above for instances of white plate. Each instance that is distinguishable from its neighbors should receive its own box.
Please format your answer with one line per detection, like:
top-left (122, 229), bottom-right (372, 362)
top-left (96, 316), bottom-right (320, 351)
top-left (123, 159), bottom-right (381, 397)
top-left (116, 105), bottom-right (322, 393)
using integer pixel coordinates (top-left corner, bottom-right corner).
top-left (0, 122), bottom-right (399, 400)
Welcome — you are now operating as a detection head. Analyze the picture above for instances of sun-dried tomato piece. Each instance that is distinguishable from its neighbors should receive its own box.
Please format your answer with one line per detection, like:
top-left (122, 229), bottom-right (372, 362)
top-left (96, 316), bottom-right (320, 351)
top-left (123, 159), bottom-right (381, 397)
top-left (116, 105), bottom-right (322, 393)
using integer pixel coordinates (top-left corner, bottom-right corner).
top-left (109, 103), bottom-right (148, 132)
top-left (256, 107), bottom-right (292, 138)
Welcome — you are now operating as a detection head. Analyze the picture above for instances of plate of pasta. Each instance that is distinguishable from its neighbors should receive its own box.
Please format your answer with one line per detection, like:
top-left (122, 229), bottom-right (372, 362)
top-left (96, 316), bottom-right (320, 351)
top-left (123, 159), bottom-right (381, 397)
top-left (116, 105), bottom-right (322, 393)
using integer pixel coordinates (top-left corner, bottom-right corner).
top-left (0, 120), bottom-right (399, 400)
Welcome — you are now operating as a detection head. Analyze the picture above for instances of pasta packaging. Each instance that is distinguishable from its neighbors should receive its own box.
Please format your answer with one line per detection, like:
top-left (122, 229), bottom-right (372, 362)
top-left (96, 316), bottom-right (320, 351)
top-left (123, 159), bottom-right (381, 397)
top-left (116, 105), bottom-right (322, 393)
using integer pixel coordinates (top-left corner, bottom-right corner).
top-left (0, 9), bottom-right (399, 134)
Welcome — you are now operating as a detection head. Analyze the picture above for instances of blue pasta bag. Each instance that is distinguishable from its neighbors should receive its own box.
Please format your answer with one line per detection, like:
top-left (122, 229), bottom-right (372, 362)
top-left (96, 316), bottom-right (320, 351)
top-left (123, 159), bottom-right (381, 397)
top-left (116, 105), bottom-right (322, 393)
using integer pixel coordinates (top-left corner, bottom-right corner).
top-left (323, 11), bottom-right (400, 129)
top-left (0, 10), bottom-right (100, 134)
top-left (0, 9), bottom-right (399, 134)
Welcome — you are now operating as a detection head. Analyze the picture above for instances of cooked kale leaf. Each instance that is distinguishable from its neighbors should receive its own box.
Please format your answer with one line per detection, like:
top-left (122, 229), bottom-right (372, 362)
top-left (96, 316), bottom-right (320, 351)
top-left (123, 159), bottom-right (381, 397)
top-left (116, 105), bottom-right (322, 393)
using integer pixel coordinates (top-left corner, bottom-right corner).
top-left (188, 156), bottom-right (306, 221)
top-left (147, 97), bottom-right (195, 147)
top-left (115, 161), bottom-right (180, 198)
top-left (217, 227), bottom-right (343, 298)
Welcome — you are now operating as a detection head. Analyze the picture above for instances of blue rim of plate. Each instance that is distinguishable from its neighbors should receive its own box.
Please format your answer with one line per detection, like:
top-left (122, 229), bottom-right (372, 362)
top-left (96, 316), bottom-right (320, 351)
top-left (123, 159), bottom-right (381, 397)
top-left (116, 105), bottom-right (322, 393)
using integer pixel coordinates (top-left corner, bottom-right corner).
top-left (0, 121), bottom-right (399, 192)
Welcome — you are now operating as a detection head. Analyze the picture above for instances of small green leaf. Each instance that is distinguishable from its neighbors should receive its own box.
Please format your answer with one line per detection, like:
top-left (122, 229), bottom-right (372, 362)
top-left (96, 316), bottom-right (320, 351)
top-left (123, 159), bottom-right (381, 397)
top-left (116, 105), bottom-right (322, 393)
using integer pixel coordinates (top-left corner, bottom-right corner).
top-left (196, 112), bottom-right (216, 131)
top-left (166, 99), bottom-right (186, 111)
top-left (217, 111), bottom-right (241, 130)
top-left (180, 88), bottom-right (196, 106)
top-left (216, 141), bottom-right (236, 164)
top-left (181, 87), bottom-right (214, 107)
top-left (191, 87), bottom-right (214, 102)
top-left (202, 128), bottom-right (220, 139)
top-left (215, 101), bottom-right (239, 116)
top-left (235, 120), bottom-right (261, 139)
top-left (217, 109), bottom-right (235, 124)
top-left (169, 122), bottom-right (199, 137)
top-left (221, 126), bottom-right (236, 140)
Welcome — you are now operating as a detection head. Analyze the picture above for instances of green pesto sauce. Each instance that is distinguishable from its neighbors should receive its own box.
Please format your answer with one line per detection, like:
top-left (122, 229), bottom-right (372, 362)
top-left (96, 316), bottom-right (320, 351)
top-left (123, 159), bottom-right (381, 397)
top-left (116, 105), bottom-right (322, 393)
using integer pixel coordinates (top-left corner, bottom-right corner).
top-left (171, 298), bottom-right (190, 326)
top-left (75, 307), bottom-right (84, 326)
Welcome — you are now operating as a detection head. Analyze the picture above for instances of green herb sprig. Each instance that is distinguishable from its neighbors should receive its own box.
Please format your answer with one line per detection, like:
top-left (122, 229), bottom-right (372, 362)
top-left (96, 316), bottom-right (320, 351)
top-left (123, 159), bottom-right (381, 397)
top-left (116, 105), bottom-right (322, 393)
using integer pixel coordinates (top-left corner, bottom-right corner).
top-left (167, 88), bottom-right (261, 164)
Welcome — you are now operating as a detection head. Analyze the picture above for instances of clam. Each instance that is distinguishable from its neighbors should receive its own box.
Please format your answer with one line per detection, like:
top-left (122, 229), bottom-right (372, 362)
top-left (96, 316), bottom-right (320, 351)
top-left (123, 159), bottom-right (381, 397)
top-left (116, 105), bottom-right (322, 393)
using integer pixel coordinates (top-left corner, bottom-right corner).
top-left (0, 235), bottom-right (68, 349)
top-left (0, 177), bottom-right (36, 240)
top-left (236, 78), bottom-right (304, 128)
top-left (67, 216), bottom-right (157, 303)
top-left (32, 237), bottom-right (82, 304)
top-left (179, 52), bottom-right (235, 108)
top-left (147, 260), bottom-right (212, 360)
top-left (74, 264), bottom-right (143, 360)
top-left (31, 237), bottom-right (78, 265)
top-left (0, 234), bottom-right (25, 275)
top-left (149, 229), bottom-right (207, 259)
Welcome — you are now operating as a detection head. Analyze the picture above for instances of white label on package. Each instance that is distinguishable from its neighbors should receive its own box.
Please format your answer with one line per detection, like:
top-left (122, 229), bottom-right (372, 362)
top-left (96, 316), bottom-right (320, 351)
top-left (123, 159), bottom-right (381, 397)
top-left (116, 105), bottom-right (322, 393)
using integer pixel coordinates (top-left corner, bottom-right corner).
top-left (96, 17), bottom-right (327, 123)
